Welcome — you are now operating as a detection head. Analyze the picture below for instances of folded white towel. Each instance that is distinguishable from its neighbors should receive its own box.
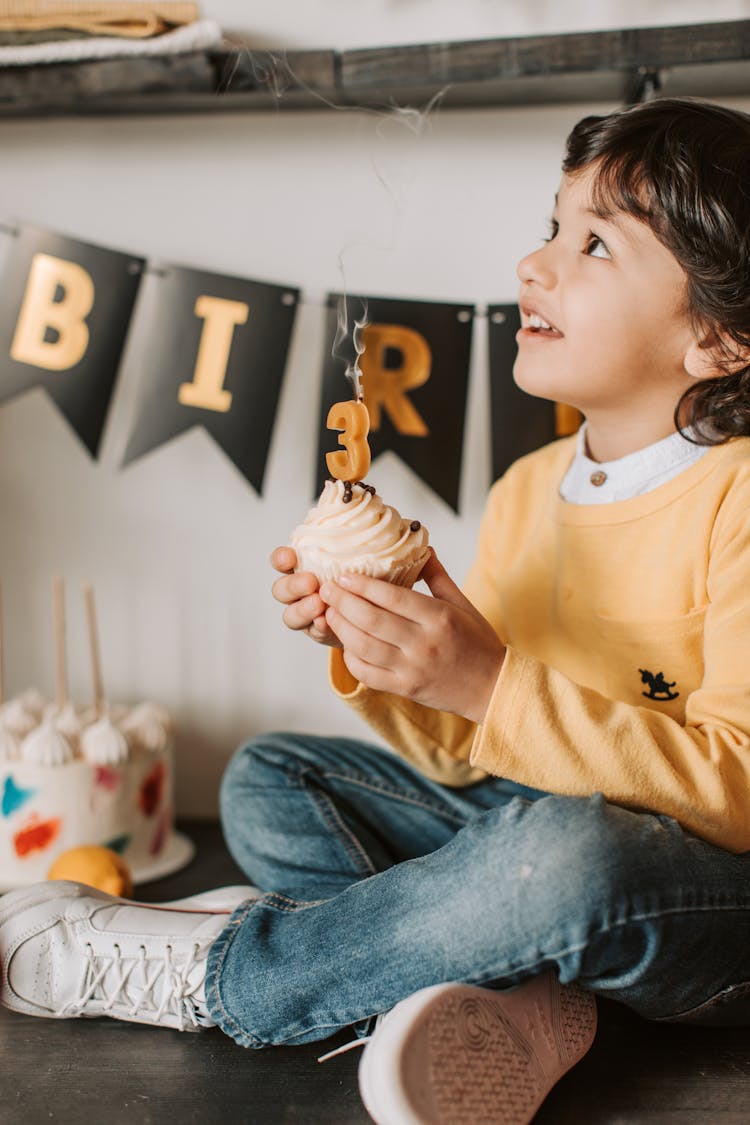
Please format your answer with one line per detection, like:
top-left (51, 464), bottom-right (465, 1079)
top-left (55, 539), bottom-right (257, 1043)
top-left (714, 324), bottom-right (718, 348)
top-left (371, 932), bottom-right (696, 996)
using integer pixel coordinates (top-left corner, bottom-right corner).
top-left (0, 17), bottom-right (223, 67)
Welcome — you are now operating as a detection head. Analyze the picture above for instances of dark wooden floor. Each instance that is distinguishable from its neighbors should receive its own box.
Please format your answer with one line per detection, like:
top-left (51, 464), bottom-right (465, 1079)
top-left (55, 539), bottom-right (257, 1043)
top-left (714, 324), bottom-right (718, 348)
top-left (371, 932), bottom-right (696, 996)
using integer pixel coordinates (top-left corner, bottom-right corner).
top-left (3, 821), bottom-right (750, 1123)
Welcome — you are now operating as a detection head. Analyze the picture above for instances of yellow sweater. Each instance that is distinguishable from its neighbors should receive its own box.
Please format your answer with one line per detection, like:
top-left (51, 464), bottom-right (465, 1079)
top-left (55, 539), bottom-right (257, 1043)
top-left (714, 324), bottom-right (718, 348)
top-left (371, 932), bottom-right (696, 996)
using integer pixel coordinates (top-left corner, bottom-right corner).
top-left (330, 434), bottom-right (750, 853)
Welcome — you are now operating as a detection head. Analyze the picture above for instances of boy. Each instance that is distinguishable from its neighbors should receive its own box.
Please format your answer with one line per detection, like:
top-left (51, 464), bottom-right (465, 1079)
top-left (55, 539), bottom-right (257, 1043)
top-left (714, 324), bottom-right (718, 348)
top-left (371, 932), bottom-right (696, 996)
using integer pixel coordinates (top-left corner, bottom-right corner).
top-left (3, 98), bottom-right (750, 1125)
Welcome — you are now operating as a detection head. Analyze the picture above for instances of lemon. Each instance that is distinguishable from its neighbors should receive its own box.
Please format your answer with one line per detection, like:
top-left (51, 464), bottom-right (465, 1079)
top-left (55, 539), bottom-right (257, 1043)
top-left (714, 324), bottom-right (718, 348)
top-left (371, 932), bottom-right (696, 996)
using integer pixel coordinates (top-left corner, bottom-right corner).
top-left (48, 845), bottom-right (134, 897)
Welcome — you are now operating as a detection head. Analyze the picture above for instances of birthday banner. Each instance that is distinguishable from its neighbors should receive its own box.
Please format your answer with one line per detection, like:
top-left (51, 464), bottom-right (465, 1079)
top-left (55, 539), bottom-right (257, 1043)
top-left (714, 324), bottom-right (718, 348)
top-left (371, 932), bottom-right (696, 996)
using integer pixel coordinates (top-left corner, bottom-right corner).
top-left (316, 294), bottom-right (474, 512)
top-left (0, 224), bottom-right (144, 457)
top-left (121, 263), bottom-right (299, 495)
top-left (0, 221), bottom-right (579, 505)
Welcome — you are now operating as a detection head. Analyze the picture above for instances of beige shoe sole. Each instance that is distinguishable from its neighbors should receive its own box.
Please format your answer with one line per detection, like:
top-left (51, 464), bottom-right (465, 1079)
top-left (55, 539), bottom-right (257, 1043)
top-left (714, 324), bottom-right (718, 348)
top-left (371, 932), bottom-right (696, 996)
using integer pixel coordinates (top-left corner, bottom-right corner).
top-left (358, 972), bottom-right (597, 1124)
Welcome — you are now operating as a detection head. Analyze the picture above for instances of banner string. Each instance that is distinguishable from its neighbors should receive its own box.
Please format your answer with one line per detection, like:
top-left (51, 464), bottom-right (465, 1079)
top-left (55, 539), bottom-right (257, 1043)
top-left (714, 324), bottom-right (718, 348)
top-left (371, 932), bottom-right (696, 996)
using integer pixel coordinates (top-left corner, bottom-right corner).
top-left (0, 221), bottom-right (501, 320)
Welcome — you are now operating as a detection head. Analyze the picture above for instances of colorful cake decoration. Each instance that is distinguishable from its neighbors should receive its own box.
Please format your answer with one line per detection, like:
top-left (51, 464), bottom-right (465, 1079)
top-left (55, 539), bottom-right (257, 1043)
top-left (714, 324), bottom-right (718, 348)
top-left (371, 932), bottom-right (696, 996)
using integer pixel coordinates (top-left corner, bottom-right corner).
top-left (0, 578), bottom-right (193, 890)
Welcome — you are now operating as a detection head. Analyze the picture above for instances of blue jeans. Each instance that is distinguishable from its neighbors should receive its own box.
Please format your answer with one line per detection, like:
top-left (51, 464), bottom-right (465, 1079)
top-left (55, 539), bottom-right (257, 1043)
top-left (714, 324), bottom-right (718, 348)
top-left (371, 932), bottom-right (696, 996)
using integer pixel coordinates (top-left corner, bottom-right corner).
top-left (204, 732), bottom-right (750, 1048)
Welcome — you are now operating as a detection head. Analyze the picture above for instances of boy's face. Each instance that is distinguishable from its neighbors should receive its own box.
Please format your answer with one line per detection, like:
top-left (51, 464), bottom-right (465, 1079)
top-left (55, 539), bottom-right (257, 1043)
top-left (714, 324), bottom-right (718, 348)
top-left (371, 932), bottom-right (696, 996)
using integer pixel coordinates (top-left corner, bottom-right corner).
top-left (514, 165), bottom-right (700, 455)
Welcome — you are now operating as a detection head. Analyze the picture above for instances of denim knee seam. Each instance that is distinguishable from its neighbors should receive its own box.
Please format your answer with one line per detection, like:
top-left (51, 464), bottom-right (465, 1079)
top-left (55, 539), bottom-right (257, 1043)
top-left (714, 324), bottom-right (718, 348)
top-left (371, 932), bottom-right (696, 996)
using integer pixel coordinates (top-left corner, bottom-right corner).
top-left (296, 768), bottom-right (379, 879)
top-left (320, 768), bottom-right (470, 827)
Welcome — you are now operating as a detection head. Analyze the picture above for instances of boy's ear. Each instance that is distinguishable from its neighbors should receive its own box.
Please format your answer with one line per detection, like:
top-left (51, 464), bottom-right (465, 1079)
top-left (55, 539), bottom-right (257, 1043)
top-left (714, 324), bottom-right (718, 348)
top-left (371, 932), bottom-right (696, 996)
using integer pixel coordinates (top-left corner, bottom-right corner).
top-left (684, 333), bottom-right (749, 380)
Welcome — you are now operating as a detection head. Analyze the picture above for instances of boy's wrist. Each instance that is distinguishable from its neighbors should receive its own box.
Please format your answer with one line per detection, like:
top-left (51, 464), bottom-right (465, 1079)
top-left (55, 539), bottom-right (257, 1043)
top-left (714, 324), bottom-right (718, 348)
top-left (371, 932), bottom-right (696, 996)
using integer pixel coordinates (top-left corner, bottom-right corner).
top-left (469, 646), bottom-right (506, 726)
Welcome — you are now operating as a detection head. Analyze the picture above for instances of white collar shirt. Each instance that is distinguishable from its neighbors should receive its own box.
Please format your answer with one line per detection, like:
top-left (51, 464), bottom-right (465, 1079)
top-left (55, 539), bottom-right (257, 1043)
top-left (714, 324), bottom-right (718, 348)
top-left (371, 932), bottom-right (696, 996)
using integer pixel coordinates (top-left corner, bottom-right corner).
top-left (559, 422), bottom-right (711, 504)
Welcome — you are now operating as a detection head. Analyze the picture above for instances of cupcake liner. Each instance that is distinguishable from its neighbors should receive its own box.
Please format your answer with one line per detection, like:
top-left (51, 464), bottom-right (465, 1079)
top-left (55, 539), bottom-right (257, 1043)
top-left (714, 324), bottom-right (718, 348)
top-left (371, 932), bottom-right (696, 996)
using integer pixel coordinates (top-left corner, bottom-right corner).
top-left (385, 549), bottom-right (431, 588)
top-left (297, 547), bottom-right (430, 588)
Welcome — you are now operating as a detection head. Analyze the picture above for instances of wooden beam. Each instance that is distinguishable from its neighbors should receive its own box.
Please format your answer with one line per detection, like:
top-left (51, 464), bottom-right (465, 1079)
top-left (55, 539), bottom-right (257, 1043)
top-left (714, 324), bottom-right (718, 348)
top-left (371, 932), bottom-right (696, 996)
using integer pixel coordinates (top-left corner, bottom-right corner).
top-left (341, 20), bottom-right (750, 89)
top-left (0, 20), bottom-right (750, 117)
top-left (0, 52), bottom-right (214, 114)
top-left (336, 20), bottom-right (750, 109)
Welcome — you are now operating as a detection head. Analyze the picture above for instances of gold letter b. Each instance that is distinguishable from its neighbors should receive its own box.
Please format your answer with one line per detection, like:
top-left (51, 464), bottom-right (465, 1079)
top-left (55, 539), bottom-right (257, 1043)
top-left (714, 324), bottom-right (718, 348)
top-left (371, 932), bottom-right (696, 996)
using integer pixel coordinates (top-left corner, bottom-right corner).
top-left (10, 253), bottom-right (94, 371)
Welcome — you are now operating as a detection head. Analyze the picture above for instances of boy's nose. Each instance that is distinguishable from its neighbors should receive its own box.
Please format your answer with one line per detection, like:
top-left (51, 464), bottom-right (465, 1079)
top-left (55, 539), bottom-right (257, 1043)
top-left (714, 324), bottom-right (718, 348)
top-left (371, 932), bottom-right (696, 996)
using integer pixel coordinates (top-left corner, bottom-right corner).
top-left (517, 244), bottom-right (556, 288)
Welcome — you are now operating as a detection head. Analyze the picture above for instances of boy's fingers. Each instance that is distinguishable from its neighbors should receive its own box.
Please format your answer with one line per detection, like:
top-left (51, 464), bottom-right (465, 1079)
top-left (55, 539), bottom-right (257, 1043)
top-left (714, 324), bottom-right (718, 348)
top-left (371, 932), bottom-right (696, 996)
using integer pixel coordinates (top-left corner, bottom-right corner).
top-left (421, 552), bottom-right (476, 612)
top-left (321, 572), bottom-right (428, 624)
top-left (271, 546), bottom-right (297, 573)
top-left (322, 584), bottom-right (413, 648)
top-left (272, 571), bottom-right (319, 606)
top-left (325, 606), bottom-right (399, 669)
top-left (282, 592), bottom-right (326, 631)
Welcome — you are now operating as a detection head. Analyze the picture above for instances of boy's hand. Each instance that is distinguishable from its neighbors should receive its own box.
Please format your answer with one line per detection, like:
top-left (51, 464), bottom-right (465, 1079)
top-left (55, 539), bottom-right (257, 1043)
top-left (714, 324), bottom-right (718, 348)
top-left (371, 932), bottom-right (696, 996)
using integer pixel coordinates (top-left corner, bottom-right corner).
top-left (319, 551), bottom-right (505, 724)
top-left (270, 546), bottom-right (342, 648)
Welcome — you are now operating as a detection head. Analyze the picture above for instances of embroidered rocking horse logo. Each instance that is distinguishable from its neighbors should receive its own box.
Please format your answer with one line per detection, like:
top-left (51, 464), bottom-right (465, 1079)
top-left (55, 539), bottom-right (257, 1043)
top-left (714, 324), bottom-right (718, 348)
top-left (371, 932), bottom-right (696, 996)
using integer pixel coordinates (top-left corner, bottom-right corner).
top-left (639, 669), bottom-right (679, 701)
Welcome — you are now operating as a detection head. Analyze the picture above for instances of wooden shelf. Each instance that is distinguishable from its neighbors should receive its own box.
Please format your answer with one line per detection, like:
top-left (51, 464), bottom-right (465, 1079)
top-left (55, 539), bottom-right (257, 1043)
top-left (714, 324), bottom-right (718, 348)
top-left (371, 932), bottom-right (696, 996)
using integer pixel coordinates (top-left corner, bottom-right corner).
top-left (1, 19), bottom-right (750, 117)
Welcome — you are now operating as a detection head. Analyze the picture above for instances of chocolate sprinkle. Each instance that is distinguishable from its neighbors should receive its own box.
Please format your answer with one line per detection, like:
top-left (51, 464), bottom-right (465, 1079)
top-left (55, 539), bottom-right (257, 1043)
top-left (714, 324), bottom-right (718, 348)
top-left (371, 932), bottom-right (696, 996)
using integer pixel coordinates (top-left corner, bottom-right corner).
top-left (410, 520), bottom-right (421, 531)
top-left (331, 479), bottom-right (376, 503)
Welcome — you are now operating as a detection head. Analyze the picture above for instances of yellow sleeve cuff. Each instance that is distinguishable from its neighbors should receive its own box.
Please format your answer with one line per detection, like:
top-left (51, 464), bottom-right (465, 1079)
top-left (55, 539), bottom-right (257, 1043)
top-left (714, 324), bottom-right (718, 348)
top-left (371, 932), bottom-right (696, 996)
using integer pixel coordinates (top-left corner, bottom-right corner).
top-left (329, 647), bottom-right (363, 699)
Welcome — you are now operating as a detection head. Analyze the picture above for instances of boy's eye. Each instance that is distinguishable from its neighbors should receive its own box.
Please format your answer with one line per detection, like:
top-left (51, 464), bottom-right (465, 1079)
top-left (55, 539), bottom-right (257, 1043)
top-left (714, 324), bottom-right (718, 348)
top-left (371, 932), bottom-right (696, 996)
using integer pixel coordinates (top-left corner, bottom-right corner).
top-left (542, 218), bottom-right (559, 243)
top-left (585, 233), bottom-right (610, 259)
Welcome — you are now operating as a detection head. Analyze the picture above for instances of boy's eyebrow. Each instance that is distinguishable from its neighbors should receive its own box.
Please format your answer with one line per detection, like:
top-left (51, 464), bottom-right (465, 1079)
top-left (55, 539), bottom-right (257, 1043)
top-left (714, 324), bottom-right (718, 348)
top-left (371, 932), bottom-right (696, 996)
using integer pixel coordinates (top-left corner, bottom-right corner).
top-left (552, 193), bottom-right (622, 225)
top-left (585, 206), bottom-right (643, 247)
top-left (553, 191), bottom-right (638, 242)
top-left (586, 204), bottom-right (623, 226)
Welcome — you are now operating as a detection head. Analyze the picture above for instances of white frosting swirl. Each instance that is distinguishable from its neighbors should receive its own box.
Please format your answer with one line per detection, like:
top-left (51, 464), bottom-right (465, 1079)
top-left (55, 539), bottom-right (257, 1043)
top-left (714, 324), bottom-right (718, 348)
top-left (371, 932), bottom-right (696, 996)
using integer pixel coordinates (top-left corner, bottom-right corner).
top-left (21, 720), bottom-right (75, 766)
top-left (120, 701), bottom-right (173, 753)
top-left (0, 698), bottom-right (37, 739)
top-left (81, 715), bottom-right (130, 765)
top-left (290, 481), bottom-right (429, 582)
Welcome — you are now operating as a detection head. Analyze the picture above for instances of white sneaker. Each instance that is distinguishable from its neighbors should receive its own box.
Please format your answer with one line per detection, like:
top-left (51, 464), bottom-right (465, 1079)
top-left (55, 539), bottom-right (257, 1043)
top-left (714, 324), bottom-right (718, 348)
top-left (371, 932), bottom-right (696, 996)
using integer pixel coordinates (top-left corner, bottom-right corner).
top-left (0, 880), bottom-right (259, 1032)
top-left (358, 972), bottom-right (597, 1125)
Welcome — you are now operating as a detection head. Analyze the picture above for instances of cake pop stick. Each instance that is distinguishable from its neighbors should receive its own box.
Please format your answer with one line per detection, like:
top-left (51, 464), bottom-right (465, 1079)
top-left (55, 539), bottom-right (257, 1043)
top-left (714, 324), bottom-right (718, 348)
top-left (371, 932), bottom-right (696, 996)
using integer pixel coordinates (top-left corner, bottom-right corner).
top-left (54, 575), bottom-right (68, 711)
top-left (83, 583), bottom-right (104, 718)
top-left (79, 583), bottom-right (129, 765)
top-left (25, 576), bottom-right (78, 764)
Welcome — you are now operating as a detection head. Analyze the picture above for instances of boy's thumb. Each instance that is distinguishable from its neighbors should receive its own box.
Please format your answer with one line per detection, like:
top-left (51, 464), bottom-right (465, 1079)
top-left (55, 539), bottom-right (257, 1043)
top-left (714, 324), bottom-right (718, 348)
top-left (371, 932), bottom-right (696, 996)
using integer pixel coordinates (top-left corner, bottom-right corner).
top-left (421, 551), bottom-right (475, 611)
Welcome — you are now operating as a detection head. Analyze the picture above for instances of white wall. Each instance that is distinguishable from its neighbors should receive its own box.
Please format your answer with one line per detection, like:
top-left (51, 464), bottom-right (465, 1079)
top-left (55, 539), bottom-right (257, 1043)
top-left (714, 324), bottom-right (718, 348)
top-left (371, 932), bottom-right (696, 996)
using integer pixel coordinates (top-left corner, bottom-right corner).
top-left (1, 1), bottom-right (749, 814)
top-left (212, 1), bottom-right (750, 48)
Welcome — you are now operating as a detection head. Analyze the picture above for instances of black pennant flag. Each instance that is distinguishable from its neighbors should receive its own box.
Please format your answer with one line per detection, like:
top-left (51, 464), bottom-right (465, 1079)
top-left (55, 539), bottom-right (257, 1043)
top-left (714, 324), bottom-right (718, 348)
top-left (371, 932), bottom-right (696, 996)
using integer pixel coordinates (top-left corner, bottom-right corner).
top-left (0, 223), bottom-right (144, 457)
top-left (316, 293), bottom-right (474, 511)
top-left (488, 304), bottom-right (581, 480)
top-left (122, 264), bottom-right (298, 494)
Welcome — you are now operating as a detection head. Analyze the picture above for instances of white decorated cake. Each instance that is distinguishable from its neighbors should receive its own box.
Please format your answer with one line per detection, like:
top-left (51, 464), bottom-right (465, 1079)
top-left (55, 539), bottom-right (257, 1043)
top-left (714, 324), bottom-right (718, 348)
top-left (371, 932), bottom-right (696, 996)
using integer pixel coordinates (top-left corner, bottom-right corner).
top-left (0, 691), bottom-right (193, 890)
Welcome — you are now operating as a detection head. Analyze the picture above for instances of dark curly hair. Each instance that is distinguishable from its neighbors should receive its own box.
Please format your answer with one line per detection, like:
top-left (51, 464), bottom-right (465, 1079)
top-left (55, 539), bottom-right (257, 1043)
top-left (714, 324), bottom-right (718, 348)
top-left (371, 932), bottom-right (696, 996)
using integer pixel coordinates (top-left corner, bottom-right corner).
top-left (563, 97), bottom-right (750, 444)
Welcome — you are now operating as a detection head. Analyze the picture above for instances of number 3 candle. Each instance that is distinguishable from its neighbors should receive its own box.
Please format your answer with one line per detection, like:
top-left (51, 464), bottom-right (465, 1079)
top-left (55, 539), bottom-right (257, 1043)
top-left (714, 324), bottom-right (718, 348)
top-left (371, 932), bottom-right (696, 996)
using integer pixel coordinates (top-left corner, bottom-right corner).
top-left (326, 399), bottom-right (371, 481)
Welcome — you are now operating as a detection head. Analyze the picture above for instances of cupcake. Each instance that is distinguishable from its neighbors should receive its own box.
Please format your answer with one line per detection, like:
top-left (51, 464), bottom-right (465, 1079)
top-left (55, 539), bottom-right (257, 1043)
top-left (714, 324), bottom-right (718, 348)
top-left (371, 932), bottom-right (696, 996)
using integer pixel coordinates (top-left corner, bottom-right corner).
top-left (290, 480), bottom-right (430, 588)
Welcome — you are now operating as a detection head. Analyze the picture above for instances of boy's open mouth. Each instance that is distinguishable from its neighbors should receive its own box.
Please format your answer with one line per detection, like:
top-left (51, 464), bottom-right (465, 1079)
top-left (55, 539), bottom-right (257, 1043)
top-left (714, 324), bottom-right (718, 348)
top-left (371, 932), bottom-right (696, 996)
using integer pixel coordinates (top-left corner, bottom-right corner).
top-left (520, 305), bottom-right (564, 338)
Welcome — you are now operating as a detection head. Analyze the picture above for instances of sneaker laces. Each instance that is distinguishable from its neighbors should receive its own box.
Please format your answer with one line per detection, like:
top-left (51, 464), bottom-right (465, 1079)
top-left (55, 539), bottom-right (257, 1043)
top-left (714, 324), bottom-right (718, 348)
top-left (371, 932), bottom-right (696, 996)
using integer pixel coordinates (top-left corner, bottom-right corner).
top-left (317, 1011), bottom-right (388, 1063)
top-left (63, 940), bottom-right (211, 1030)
